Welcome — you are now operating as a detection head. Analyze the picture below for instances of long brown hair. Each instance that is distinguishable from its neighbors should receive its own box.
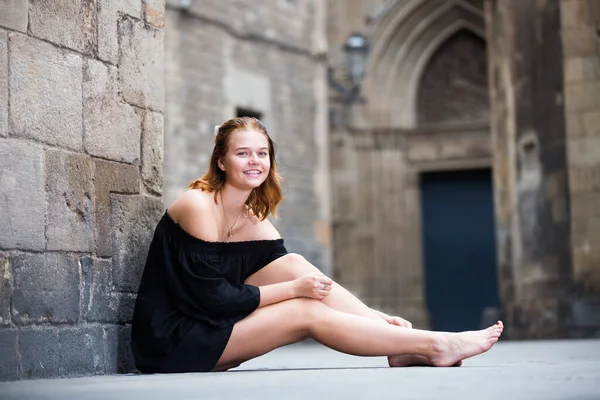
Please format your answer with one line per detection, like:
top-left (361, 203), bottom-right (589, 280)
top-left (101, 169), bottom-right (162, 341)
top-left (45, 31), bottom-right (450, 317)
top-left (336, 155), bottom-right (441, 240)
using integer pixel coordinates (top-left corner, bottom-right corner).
top-left (188, 117), bottom-right (283, 220)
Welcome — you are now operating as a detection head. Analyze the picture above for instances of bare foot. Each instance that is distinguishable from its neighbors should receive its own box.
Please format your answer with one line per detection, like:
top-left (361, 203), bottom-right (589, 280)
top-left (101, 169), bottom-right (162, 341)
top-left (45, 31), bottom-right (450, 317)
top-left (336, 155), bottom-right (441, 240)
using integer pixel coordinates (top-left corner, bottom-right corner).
top-left (429, 321), bottom-right (504, 367)
top-left (388, 355), bottom-right (462, 367)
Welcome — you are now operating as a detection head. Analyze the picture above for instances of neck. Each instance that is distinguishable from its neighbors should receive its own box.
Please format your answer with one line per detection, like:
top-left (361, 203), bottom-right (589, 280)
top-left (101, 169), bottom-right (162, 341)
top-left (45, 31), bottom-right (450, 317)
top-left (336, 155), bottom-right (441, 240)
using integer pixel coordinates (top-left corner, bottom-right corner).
top-left (219, 184), bottom-right (251, 217)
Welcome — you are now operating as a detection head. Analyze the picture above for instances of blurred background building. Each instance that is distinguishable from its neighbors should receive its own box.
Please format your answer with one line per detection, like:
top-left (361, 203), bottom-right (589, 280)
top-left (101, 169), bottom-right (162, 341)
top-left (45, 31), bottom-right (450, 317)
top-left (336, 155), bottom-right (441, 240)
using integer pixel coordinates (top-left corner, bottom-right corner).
top-left (0, 0), bottom-right (599, 381)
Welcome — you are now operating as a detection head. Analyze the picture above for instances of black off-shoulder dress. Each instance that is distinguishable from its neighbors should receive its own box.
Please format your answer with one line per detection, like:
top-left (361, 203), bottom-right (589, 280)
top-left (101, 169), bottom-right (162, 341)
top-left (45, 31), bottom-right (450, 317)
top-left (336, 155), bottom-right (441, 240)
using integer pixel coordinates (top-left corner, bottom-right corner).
top-left (131, 211), bottom-right (288, 373)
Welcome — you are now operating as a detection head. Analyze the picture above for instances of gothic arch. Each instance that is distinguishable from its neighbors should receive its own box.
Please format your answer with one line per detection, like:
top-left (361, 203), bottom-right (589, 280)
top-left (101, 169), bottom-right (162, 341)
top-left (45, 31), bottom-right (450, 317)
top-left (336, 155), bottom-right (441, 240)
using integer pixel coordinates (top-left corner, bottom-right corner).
top-left (363, 0), bottom-right (485, 128)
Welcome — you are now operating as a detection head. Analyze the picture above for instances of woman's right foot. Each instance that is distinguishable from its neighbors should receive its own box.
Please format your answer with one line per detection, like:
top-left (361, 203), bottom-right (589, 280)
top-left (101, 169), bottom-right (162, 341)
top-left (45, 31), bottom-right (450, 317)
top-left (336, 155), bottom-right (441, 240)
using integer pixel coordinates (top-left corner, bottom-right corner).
top-left (429, 321), bottom-right (504, 367)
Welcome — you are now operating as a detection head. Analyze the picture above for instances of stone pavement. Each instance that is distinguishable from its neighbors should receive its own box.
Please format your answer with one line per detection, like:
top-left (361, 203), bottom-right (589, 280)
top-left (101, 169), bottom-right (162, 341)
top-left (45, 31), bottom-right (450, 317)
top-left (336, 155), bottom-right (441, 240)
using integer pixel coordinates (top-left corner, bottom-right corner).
top-left (1, 339), bottom-right (599, 400)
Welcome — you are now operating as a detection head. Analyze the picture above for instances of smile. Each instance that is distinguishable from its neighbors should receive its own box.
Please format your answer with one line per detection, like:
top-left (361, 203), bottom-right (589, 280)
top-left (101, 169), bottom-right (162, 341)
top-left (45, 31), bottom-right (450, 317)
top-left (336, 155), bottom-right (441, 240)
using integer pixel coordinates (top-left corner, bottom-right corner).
top-left (244, 170), bottom-right (262, 175)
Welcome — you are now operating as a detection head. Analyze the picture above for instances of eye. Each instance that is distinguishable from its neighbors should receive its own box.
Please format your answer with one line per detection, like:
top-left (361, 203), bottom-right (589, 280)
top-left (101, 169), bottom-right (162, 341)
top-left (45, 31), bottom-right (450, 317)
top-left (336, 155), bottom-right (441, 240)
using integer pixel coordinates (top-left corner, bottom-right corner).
top-left (237, 151), bottom-right (249, 156)
top-left (259, 151), bottom-right (268, 156)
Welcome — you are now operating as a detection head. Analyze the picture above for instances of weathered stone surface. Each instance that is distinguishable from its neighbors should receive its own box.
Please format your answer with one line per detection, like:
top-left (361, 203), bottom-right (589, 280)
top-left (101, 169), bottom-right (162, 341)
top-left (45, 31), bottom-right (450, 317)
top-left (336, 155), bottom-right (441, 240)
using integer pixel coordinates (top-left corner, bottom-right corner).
top-left (93, 159), bottom-right (140, 257)
top-left (142, 111), bottom-right (164, 195)
top-left (104, 324), bottom-right (136, 373)
top-left (568, 137), bottom-right (600, 167)
top-left (81, 257), bottom-right (113, 322)
top-left (119, 17), bottom-right (164, 110)
top-left (0, 140), bottom-right (45, 250)
top-left (144, 0), bottom-right (165, 28)
top-left (81, 258), bottom-right (133, 323)
top-left (0, 0), bottom-right (28, 32)
top-left (59, 326), bottom-right (106, 376)
top-left (19, 327), bottom-right (60, 379)
top-left (581, 110), bottom-right (600, 137)
top-left (0, 30), bottom-right (7, 137)
top-left (9, 33), bottom-right (83, 150)
top-left (83, 59), bottom-right (142, 163)
top-left (29, 0), bottom-right (97, 55)
top-left (46, 149), bottom-right (94, 252)
top-left (0, 253), bottom-right (12, 326)
top-left (561, 27), bottom-right (597, 57)
top-left (111, 194), bottom-right (163, 292)
top-left (0, 329), bottom-right (18, 381)
top-left (97, 0), bottom-right (142, 64)
top-left (565, 81), bottom-right (600, 112)
top-left (11, 253), bottom-right (80, 325)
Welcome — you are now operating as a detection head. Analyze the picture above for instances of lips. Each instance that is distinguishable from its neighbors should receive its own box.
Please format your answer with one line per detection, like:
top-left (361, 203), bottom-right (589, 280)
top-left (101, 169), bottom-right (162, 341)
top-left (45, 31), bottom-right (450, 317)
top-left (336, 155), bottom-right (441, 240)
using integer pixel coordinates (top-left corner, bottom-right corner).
top-left (244, 170), bottom-right (262, 175)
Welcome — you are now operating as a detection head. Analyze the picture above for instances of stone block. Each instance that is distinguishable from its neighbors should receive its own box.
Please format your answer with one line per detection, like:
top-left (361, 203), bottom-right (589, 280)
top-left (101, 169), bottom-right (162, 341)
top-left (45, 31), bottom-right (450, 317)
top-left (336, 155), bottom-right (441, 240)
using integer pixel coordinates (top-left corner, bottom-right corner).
top-left (19, 327), bottom-right (60, 379)
top-left (59, 325), bottom-right (106, 376)
top-left (83, 59), bottom-right (142, 163)
top-left (568, 137), bottom-right (600, 167)
top-left (104, 324), bottom-right (136, 373)
top-left (82, 257), bottom-right (112, 322)
top-left (142, 111), bottom-right (164, 195)
top-left (119, 17), bottom-right (164, 110)
top-left (0, 253), bottom-right (12, 326)
top-left (569, 166), bottom-right (600, 192)
top-left (560, 0), bottom-right (584, 28)
top-left (11, 253), bottom-right (80, 325)
top-left (29, 0), bottom-right (97, 55)
top-left (0, 140), bottom-right (45, 250)
top-left (0, 0), bottom-right (28, 32)
top-left (93, 159), bottom-right (140, 257)
top-left (565, 82), bottom-right (600, 112)
top-left (0, 329), bottom-right (18, 381)
top-left (9, 33), bottom-right (83, 150)
top-left (111, 194), bottom-right (163, 292)
top-left (565, 110), bottom-right (583, 137)
top-left (564, 56), bottom-right (600, 83)
top-left (144, 0), bottom-right (165, 28)
top-left (0, 30), bottom-right (7, 137)
top-left (561, 26), bottom-right (597, 57)
top-left (97, 0), bottom-right (143, 64)
top-left (46, 149), bottom-right (94, 252)
top-left (581, 110), bottom-right (600, 137)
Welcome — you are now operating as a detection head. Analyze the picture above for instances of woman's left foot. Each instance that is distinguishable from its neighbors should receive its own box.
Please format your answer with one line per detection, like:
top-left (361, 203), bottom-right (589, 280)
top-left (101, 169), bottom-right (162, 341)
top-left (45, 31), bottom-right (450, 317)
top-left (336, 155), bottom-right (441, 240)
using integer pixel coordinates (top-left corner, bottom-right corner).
top-left (388, 355), bottom-right (462, 367)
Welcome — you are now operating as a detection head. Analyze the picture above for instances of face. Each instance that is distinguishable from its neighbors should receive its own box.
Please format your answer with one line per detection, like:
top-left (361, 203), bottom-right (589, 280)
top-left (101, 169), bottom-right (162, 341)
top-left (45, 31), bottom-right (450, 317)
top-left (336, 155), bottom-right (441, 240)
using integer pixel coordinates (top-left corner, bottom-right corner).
top-left (218, 129), bottom-right (271, 190)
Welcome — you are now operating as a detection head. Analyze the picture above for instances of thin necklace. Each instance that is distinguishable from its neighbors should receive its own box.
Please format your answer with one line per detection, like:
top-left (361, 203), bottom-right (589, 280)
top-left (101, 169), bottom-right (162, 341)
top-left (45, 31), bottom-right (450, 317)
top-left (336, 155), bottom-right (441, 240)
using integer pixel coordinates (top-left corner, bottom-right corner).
top-left (220, 192), bottom-right (244, 241)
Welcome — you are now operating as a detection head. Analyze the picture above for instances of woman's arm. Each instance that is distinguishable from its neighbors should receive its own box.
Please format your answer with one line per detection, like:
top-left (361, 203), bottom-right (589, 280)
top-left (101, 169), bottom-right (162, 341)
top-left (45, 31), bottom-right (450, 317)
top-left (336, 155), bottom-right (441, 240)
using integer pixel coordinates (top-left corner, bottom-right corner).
top-left (258, 273), bottom-right (333, 308)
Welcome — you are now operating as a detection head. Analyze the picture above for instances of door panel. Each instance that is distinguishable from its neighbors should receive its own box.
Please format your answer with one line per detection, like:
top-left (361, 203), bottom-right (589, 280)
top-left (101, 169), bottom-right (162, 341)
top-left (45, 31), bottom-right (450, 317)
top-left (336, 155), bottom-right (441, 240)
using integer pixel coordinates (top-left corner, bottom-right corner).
top-left (421, 169), bottom-right (500, 332)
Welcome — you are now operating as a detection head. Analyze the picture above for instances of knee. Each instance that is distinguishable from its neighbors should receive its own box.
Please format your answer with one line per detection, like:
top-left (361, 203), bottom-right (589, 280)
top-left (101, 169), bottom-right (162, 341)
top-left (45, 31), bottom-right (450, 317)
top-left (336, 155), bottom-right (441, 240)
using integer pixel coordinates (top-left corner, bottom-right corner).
top-left (280, 253), bottom-right (319, 279)
top-left (285, 298), bottom-right (327, 339)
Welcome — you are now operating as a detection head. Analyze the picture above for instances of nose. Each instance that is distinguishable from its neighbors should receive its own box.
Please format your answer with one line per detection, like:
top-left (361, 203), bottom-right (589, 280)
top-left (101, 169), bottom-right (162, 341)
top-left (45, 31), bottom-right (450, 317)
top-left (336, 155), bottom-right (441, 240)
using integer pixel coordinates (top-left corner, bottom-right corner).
top-left (249, 154), bottom-right (259, 165)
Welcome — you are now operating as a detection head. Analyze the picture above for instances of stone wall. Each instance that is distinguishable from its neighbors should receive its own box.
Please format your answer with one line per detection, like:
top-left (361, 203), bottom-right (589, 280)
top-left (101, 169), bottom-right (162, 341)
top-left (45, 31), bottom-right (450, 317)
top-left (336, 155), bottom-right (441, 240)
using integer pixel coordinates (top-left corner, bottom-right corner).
top-left (0, 0), bottom-right (165, 380)
top-left (486, 0), bottom-right (575, 338)
top-left (163, 0), bottom-right (331, 273)
top-left (560, 0), bottom-right (600, 333)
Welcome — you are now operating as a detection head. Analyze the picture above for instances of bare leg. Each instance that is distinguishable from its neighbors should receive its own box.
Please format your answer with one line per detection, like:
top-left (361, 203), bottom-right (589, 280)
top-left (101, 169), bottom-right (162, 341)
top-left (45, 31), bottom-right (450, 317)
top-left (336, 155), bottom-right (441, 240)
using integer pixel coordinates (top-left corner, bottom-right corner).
top-left (214, 298), bottom-right (503, 370)
top-left (245, 253), bottom-right (443, 367)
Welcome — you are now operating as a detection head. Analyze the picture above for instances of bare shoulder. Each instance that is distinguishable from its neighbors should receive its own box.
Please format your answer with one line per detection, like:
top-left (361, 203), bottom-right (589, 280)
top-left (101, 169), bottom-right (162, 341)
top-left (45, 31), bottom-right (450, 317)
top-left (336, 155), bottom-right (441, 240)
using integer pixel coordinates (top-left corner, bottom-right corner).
top-left (246, 213), bottom-right (282, 241)
top-left (167, 189), bottom-right (219, 241)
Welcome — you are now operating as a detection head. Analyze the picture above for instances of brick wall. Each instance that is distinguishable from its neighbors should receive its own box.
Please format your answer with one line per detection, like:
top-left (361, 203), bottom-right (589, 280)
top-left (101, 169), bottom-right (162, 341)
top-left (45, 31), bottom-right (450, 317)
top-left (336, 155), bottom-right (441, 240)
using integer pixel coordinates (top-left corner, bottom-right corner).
top-left (0, 0), bottom-right (165, 380)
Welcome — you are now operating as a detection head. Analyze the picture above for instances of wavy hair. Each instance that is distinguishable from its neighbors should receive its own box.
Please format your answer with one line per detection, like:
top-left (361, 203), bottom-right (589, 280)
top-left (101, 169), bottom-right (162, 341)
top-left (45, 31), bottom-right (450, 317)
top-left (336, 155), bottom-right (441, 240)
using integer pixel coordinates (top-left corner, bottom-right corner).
top-left (188, 117), bottom-right (283, 220)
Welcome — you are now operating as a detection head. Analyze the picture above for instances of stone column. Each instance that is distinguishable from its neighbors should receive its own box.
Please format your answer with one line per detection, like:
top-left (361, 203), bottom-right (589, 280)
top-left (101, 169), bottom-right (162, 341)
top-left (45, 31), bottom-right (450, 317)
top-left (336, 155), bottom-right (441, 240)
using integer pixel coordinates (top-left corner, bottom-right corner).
top-left (0, 0), bottom-right (164, 380)
top-left (485, 0), bottom-right (573, 338)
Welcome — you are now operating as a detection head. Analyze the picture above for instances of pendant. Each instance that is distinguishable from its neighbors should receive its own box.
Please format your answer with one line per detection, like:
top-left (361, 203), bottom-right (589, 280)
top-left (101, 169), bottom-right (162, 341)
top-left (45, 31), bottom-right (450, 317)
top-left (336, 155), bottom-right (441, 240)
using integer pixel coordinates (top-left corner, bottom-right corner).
top-left (226, 229), bottom-right (233, 240)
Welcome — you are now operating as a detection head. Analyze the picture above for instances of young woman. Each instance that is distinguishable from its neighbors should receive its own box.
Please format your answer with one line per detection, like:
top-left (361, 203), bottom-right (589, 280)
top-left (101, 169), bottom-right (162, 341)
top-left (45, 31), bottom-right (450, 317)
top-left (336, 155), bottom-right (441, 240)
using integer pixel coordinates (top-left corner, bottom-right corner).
top-left (131, 116), bottom-right (503, 373)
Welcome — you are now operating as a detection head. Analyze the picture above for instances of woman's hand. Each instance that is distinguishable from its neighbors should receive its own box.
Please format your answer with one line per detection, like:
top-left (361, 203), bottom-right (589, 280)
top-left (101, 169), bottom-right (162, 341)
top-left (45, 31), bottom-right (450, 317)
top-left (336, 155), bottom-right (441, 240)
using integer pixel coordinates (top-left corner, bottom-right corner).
top-left (292, 273), bottom-right (333, 300)
top-left (384, 315), bottom-right (412, 329)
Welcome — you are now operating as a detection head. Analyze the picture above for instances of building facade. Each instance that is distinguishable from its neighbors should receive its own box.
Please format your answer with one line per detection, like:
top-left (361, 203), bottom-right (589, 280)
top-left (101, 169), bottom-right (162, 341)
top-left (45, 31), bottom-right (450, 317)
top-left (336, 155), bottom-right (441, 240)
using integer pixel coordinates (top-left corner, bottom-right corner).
top-left (328, 0), bottom-right (600, 338)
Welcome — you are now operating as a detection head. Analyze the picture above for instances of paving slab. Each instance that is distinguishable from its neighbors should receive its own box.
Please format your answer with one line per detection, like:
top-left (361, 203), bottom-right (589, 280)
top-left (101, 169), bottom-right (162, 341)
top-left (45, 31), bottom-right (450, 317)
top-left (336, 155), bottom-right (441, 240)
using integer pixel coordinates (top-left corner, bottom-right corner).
top-left (1, 339), bottom-right (599, 400)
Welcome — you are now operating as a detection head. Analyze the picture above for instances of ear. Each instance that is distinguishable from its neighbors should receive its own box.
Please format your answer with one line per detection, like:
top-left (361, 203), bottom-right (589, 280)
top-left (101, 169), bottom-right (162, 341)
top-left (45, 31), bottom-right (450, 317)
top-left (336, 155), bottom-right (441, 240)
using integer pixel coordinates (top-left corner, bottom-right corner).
top-left (218, 159), bottom-right (226, 171)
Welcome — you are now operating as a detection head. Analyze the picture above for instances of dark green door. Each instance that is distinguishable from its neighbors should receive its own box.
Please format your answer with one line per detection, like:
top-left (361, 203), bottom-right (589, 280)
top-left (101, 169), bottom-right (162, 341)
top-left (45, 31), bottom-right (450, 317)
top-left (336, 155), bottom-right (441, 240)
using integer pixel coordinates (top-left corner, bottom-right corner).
top-left (421, 169), bottom-right (500, 332)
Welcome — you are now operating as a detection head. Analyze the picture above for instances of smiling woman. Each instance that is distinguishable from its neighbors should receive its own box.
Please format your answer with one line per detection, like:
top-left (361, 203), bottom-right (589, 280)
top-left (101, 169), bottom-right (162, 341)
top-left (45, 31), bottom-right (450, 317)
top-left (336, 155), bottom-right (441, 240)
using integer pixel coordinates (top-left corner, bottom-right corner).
top-left (130, 116), bottom-right (503, 375)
